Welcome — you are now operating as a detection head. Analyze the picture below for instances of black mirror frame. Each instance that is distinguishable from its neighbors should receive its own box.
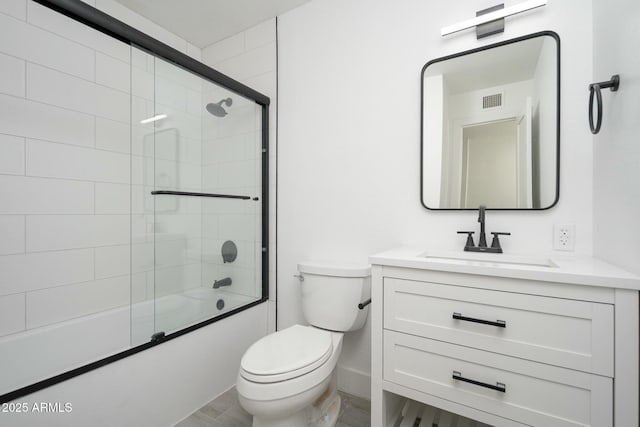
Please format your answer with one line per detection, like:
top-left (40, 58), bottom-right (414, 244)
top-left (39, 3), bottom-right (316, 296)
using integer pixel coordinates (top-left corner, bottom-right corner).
top-left (420, 30), bottom-right (561, 211)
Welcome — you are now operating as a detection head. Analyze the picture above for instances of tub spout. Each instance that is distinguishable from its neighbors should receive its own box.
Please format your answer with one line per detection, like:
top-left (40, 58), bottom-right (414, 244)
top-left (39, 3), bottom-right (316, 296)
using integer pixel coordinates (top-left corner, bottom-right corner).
top-left (213, 277), bottom-right (232, 289)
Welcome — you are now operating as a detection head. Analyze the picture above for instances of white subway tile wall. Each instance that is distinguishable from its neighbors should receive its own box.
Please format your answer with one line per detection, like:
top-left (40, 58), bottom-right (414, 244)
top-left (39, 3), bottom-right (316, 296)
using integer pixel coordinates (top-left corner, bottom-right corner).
top-left (95, 52), bottom-right (131, 92)
top-left (26, 139), bottom-right (130, 183)
top-left (0, 52), bottom-right (26, 98)
top-left (95, 183), bottom-right (131, 214)
top-left (96, 117), bottom-right (131, 153)
top-left (25, 214), bottom-right (130, 252)
top-left (25, 275), bottom-right (130, 329)
top-left (95, 244), bottom-right (131, 279)
top-left (26, 1), bottom-right (131, 64)
top-left (0, 93), bottom-right (95, 147)
top-left (0, 0), bottom-right (27, 21)
top-left (0, 2), bottom-right (201, 341)
top-left (0, 13), bottom-right (95, 80)
top-left (0, 175), bottom-right (94, 214)
top-left (0, 293), bottom-right (26, 336)
top-left (0, 134), bottom-right (25, 175)
top-left (0, 248), bottom-right (95, 295)
top-left (26, 63), bottom-right (130, 123)
top-left (0, 215), bottom-right (26, 255)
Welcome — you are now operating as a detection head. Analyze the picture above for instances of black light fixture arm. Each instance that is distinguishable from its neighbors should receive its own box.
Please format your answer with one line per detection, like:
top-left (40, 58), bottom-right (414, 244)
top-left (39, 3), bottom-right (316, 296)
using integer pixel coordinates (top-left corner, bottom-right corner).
top-left (588, 74), bottom-right (620, 135)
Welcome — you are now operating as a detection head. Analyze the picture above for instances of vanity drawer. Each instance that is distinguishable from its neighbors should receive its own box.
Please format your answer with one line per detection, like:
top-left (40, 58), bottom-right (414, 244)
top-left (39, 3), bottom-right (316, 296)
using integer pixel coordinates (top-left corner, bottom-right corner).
top-left (384, 331), bottom-right (613, 427)
top-left (384, 278), bottom-right (614, 376)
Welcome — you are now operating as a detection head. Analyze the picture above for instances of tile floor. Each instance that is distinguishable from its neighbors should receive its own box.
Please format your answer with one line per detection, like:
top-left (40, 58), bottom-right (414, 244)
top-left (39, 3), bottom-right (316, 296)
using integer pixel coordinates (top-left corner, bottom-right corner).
top-left (175, 387), bottom-right (371, 427)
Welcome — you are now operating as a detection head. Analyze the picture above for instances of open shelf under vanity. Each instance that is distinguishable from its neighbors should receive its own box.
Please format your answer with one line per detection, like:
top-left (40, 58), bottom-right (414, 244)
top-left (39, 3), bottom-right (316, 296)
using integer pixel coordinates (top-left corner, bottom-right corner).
top-left (394, 399), bottom-right (493, 427)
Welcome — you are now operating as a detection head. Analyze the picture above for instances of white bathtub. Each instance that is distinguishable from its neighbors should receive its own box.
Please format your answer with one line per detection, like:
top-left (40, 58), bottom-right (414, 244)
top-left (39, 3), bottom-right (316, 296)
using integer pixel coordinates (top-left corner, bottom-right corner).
top-left (0, 288), bottom-right (256, 397)
top-left (133, 288), bottom-right (255, 343)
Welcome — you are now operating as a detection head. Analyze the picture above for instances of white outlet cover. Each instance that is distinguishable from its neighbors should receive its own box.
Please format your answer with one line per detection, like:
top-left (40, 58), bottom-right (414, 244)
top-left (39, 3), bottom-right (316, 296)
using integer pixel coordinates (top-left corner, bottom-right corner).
top-left (553, 224), bottom-right (576, 251)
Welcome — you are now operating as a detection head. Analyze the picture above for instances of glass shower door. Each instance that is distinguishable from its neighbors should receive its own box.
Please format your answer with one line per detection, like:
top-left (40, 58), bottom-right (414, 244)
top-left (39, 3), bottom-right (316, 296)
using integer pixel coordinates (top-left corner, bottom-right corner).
top-left (145, 52), bottom-right (264, 338)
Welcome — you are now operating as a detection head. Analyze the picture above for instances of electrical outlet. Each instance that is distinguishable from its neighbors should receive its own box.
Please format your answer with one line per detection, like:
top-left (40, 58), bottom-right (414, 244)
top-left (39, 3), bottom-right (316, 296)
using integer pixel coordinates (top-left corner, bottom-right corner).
top-left (553, 224), bottom-right (575, 251)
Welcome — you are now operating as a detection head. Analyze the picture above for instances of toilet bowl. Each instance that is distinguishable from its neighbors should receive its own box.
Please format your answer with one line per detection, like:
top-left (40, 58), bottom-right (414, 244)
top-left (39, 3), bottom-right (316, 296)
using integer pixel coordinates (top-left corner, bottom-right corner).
top-left (237, 325), bottom-right (343, 427)
top-left (236, 261), bottom-right (371, 427)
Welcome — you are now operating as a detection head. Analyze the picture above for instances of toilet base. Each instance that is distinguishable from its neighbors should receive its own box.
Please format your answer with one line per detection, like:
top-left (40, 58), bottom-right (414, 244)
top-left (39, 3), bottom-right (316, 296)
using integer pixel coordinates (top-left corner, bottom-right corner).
top-left (310, 370), bottom-right (340, 427)
top-left (250, 371), bottom-right (341, 427)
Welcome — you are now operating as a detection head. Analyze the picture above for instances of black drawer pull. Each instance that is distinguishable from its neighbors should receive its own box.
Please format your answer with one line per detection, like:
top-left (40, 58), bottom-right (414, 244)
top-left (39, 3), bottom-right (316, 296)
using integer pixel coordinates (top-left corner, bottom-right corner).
top-left (452, 312), bottom-right (506, 328)
top-left (452, 371), bottom-right (506, 393)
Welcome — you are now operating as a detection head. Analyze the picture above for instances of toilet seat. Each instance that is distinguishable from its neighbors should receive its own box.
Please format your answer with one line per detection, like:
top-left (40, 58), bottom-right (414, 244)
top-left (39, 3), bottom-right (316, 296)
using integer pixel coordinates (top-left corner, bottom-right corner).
top-left (240, 325), bottom-right (333, 384)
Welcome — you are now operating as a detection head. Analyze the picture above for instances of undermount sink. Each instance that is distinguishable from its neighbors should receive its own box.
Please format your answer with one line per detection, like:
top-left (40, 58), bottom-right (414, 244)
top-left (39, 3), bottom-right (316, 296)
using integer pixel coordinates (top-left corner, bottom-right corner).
top-left (419, 251), bottom-right (558, 268)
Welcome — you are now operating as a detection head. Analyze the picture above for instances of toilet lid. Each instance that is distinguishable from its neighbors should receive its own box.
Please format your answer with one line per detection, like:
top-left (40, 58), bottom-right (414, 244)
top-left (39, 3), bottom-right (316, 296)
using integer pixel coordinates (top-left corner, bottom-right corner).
top-left (240, 325), bottom-right (333, 383)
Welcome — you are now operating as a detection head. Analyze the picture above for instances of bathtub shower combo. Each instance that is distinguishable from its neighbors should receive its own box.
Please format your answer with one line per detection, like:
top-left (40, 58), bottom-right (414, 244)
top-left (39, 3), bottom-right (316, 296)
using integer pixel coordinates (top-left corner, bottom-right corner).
top-left (0, 1), bottom-right (268, 402)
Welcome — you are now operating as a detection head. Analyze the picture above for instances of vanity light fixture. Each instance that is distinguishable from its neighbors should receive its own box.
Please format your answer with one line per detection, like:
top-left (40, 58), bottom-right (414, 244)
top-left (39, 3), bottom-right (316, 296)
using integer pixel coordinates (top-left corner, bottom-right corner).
top-left (441, 0), bottom-right (547, 37)
top-left (140, 114), bottom-right (167, 124)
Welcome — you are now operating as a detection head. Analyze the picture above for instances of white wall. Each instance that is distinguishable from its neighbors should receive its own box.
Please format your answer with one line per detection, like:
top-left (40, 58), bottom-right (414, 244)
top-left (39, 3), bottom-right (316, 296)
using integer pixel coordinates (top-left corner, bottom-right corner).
top-left (592, 0), bottom-right (640, 275)
top-left (2, 1), bottom-right (269, 424)
top-left (462, 120), bottom-right (518, 208)
top-left (442, 79), bottom-right (534, 208)
top-left (202, 19), bottom-right (278, 333)
top-left (277, 0), bottom-right (594, 398)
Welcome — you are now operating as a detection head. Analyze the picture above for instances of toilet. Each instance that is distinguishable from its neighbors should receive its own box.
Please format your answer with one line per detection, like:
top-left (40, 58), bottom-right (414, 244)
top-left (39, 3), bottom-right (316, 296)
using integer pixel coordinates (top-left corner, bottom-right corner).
top-left (236, 261), bottom-right (371, 427)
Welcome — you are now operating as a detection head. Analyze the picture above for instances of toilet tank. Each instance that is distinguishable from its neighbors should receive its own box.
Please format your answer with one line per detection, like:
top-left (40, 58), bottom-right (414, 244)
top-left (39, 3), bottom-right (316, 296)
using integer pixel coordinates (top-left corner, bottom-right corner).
top-left (297, 261), bottom-right (371, 332)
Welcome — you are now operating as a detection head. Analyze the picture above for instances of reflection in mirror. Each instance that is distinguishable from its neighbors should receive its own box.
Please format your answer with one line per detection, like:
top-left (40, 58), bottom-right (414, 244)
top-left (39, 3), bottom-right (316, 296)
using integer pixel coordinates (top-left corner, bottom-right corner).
top-left (421, 32), bottom-right (559, 209)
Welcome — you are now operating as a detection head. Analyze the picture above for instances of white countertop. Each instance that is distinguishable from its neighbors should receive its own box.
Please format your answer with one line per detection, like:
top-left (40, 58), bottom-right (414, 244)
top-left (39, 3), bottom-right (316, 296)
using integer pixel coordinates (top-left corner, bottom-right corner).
top-left (369, 247), bottom-right (640, 290)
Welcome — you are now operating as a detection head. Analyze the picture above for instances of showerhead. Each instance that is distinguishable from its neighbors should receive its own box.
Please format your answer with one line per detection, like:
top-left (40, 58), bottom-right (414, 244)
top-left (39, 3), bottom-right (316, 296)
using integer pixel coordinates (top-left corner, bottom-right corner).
top-left (206, 97), bottom-right (233, 117)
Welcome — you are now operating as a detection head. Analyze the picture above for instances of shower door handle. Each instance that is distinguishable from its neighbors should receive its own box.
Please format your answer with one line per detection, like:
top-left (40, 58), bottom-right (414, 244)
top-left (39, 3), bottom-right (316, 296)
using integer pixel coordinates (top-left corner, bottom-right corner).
top-left (151, 190), bottom-right (250, 200)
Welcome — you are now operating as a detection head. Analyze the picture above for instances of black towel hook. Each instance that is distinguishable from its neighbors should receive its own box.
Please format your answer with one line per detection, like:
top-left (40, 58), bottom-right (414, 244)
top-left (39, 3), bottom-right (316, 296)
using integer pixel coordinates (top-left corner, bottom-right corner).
top-left (588, 74), bottom-right (620, 134)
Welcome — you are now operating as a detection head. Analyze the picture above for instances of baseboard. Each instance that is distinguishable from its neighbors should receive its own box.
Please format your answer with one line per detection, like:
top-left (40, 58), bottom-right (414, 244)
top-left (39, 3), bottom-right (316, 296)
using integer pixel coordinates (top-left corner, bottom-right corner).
top-left (337, 365), bottom-right (371, 400)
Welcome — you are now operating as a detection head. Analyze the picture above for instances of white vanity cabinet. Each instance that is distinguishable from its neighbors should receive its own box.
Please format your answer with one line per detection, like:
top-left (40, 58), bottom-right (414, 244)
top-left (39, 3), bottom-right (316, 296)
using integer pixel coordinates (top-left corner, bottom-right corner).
top-left (370, 249), bottom-right (640, 427)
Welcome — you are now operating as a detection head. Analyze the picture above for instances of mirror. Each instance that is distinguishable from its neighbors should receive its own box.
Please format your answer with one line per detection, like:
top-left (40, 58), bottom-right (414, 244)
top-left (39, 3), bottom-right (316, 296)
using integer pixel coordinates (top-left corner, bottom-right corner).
top-left (421, 31), bottom-right (560, 210)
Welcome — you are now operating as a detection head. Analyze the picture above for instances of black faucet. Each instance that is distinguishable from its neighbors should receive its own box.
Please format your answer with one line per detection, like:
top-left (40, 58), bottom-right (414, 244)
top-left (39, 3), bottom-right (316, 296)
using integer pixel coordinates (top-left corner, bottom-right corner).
top-left (478, 205), bottom-right (487, 248)
top-left (457, 205), bottom-right (510, 253)
top-left (212, 277), bottom-right (232, 289)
